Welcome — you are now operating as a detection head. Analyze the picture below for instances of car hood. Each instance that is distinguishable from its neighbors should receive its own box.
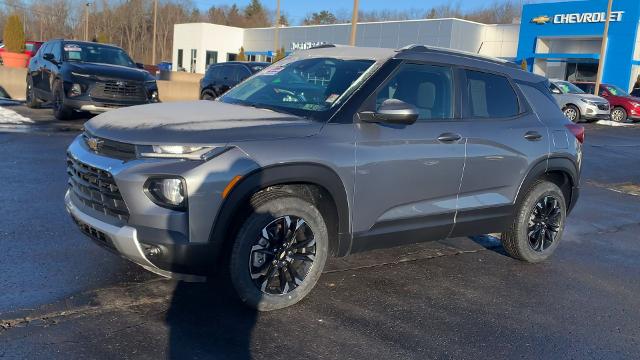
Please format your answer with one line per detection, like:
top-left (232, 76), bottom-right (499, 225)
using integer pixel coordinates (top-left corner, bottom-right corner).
top-left (66, 62), bottom-right (150, 82)
top-left (84, 101), bottom-right (323, 145)
top-left (577, 93), bottom-right (608, 102)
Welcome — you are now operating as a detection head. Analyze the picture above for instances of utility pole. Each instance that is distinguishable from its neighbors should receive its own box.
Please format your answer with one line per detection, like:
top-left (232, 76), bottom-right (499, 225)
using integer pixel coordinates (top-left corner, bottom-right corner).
top-left (274, 0), bottom-right (280, 58)
top-left (152, 0), bottom-right (158, 64)
top-left (594, 0), bottom-right (613, 96)
top-left (349, 0), bottom-right (359, 46)
top-left (84, 2), bottom-right (91, 41)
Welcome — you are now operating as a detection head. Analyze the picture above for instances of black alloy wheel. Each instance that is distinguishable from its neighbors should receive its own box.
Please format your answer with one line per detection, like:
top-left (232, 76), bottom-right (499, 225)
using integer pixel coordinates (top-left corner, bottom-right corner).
top-left (249, 215), bottom-right (316, 295)
top-left (527, 195), bottom-right (562, 252)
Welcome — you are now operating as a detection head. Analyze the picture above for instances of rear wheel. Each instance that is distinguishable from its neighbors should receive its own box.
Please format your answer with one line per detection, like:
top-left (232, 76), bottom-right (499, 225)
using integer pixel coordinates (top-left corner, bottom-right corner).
top-left (52, 82), bottom-right (73, 120)
top-left (25, 77), bottom-right (41, 108)
top-left (229, 194), bottom-right (328, 311)
top-left (611, 106), bottom-right (627, 123)
top-left (501, 180), bottom-right (567, 263)
top-left (562, 105), bottom-right (580, 123)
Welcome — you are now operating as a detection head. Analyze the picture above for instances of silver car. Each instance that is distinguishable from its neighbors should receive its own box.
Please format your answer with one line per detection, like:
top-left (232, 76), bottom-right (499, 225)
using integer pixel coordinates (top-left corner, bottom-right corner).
top-left (65, 45), bottom-right (583, 310)
top-left (549, 79), bottom-right (610, 122)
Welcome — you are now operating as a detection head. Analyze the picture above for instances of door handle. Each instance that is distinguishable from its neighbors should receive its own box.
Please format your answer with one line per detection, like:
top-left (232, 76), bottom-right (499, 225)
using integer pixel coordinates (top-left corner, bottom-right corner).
top-left (524, 131), bottom-right (543, 141)
top-left (437, 133), bottom-right (462, 143)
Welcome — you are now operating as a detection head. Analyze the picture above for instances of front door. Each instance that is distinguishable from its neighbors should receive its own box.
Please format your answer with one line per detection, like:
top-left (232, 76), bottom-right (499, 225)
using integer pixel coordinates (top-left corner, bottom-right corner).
top-left (352, 62), bottom-right (466, 252)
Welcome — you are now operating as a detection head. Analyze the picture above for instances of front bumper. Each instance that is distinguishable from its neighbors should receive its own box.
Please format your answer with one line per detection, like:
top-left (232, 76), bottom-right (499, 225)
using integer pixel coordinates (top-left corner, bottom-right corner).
top-left (580, 103), bottom-right (610, 120)
top-left (65, 190), bottom-right (205, 281)
top-left (65, 97), bottom-right (151, 114)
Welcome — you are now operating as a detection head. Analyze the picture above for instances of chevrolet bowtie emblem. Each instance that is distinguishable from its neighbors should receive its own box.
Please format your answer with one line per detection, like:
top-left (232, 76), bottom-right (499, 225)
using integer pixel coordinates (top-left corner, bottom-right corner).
top-left (86, 137), bottom-right (103, 152)
top-left (531, 15), bottom-right (551, 25)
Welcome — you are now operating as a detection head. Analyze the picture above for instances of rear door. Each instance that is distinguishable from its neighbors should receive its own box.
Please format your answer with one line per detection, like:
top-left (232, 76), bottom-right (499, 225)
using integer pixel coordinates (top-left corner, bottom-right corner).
top-left (32, 42), bottom-right (50, 95)
top-left (450, 69), bottom-right (550, 236)
top-left (352, 62), bottom-right (467, 251)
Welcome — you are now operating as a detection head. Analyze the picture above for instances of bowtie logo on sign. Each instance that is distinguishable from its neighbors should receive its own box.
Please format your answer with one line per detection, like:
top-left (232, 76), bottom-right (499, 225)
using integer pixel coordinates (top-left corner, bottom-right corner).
top-left (532, 11), bottom-right (625, 25)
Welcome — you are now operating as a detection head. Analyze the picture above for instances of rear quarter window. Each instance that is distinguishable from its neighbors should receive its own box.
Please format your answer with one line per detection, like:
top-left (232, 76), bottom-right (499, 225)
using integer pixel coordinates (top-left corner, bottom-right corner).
top-left (518, 82), bottom-right (564, 120)
top-left (464, 70), bottom-right (520, 118)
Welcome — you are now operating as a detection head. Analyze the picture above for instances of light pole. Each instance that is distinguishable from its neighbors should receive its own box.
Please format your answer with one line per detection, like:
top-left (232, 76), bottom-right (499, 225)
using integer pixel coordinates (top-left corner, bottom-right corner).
top-left (84, 2), bottom-right (91, 41)
top-left (274, 0), bottom-right (280, 59)
top-left (152, 0), bottom-right (158, 65)
top-left (594, 0), bottom-right (613, 96)
top-left (349, 0), bottom-right (359, 46)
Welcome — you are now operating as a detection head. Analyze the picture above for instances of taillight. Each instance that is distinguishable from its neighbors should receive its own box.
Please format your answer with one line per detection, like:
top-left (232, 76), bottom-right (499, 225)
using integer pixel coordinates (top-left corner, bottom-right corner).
top-left (565, 124), bottom-right (585, 144)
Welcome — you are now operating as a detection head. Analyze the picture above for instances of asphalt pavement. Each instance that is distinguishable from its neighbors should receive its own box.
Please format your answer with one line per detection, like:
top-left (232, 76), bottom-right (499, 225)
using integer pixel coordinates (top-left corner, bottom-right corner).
top-left (0, 107), bottom-right (639, 359)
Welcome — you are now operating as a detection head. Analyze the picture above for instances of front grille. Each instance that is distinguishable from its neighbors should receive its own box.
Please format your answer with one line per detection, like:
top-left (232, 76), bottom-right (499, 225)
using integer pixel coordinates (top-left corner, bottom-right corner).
top-left (67, 155), bottom-right (130, 221)
top-left (83, 133), bottom-right (136, 161)
top-left (598, 104), bottom-right (609, 111)
top-left (91, 80), bottom-right (146, 101)
top-left (71, 214), bottom-right (116, 251)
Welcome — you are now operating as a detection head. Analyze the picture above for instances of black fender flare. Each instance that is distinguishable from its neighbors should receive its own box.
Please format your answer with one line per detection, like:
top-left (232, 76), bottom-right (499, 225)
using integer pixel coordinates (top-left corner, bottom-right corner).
top-left (516, 156), bottom-right (579, 210)
top-left (208, 163), bottom-right (351, 257)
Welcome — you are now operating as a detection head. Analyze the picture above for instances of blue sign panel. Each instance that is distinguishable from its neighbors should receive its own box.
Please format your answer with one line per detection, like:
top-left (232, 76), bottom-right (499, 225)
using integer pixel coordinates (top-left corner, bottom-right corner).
top-left (517, 0), bottom-right (640, 90)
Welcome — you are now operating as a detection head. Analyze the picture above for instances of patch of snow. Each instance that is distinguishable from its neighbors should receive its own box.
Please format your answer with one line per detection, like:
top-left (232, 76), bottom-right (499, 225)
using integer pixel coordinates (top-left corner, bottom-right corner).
top-left (0, 106), bottom-right (33, 124)
top-left (595, 120), bottom-right (637, 127)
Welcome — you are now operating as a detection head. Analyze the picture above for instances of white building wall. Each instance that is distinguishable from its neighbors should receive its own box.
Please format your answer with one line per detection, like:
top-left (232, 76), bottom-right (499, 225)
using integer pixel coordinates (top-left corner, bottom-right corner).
top-left (174, 19), bottom-right (520, 73)
top-left (173, 23), bottom-right (244, 74)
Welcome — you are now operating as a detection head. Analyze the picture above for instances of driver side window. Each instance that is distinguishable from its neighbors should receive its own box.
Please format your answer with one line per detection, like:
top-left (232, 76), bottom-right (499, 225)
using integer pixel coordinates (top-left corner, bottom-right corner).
top-left (376, 63), bottom-right (453, 120)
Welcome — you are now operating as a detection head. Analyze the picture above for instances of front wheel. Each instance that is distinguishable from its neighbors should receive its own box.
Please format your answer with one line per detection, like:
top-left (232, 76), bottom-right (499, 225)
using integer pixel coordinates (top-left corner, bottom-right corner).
top-left (229, 194), bottom-right (328, 311)
top-left (200, 90), bottom-right (217, 101)
top-left (52, 82), bottom-right (73, 120)
top-left (611, 106), bottom-right (628, 123)
top-left (501, 180), bottom-right (567, 263)
top-left (562, 105), bottom-right (580, 123)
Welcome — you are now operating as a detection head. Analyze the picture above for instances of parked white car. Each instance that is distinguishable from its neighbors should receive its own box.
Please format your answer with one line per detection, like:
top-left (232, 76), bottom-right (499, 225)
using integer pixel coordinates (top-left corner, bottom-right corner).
top-left (549, 79), bottom-right (610, 123)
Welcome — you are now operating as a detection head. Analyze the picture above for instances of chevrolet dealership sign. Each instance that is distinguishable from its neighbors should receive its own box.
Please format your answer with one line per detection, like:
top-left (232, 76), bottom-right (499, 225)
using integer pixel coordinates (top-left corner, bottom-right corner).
top-left (532, 11), bottom-right (625, 25)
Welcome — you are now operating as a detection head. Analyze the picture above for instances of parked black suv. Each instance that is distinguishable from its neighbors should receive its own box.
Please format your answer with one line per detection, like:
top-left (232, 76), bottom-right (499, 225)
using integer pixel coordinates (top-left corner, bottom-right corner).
top-left (26, 40), bottom-right (159, 120)
top-left (199, 61), bottom-right (268, 100)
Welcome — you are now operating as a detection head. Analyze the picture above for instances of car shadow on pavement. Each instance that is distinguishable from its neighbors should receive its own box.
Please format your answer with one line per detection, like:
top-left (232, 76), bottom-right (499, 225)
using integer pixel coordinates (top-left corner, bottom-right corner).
top-left (468, 234), bottom-right (508, 256)
top-left (166, 278), bottom-right (258, 360)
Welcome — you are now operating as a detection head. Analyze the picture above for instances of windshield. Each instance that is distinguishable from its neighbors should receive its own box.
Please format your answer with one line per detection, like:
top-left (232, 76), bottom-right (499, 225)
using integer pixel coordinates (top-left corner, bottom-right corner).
top-left (605, 84), bottom-right (628, 96)
top-left (63, 43), bottom-right (136, 68)
top-left (555, 81), bottom-right (585, 94)
top-left (219, 57), bottom-right (376, 118)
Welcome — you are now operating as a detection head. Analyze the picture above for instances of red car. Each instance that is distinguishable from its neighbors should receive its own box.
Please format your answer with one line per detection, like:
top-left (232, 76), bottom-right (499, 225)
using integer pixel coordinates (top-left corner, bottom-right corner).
top-left (573, 82), bottom-right (640, 123)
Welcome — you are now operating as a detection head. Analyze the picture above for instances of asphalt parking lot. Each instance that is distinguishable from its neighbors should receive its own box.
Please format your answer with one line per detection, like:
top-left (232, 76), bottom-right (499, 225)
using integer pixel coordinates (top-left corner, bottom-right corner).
top-left (0, 105), bottom-right (639, 359)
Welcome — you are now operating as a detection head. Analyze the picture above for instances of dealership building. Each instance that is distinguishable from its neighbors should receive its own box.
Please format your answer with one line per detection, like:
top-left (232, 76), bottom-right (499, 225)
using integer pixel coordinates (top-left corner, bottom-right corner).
top-left (173, 0), bottom-right (640, 91)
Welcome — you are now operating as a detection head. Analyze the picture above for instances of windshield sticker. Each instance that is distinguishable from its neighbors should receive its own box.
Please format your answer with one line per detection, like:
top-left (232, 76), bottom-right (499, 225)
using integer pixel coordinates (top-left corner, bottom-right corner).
top-left (325, 94), bottom-right (340, 103)
top-left (64, 44), bottom-right (82, 52)
top-left (608, 87), bottom-right (619, 95)
top-left (261, 65), bottom-right (285, 76)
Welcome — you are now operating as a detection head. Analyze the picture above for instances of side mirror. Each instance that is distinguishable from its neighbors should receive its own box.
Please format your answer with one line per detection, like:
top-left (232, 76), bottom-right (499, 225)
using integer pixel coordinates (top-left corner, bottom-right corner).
top-left (136, 62), bottom-right (145, 69)
top-left (360, 99), bottom-right (419, 125)
top-left (551, 87), bottom-right (561, 94)
top-left (43, 53), bottom-right (56, 64)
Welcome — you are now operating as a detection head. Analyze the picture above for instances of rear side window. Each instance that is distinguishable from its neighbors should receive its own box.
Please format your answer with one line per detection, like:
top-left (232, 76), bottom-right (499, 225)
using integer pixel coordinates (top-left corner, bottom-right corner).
top-left (464, 70), bottom-right (519, 118)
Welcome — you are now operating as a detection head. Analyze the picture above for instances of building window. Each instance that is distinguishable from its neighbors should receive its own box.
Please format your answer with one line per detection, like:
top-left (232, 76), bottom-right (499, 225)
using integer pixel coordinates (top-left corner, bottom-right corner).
top-left (227, 53), bottom-right (237, 61)
top-left (190, 49), bottom-right (197, 73)
top-left (206, 51), bottom-right (218, 67)
top-left (177, 49), bottom-right (183, 70)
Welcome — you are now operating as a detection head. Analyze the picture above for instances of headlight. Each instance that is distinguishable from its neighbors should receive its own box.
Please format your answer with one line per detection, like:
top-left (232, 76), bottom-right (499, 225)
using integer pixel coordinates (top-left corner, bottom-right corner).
top-left (150, 90), bottom-right (160, 102)
top-left (144, 177), bottom-right (186, 210)
top-left (580, 98), bottom-right (596, 105)
top-left (630, 101), bottom-right (640, 107)
top-left (137, 145), bottom-right (228, 160)
top-left (71, 72), bottom-right (91, 78)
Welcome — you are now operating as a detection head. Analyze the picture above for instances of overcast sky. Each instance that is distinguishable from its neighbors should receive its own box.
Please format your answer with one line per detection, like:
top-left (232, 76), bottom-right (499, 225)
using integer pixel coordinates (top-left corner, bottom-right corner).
top-left (194, 0), bottom-right (562, 25)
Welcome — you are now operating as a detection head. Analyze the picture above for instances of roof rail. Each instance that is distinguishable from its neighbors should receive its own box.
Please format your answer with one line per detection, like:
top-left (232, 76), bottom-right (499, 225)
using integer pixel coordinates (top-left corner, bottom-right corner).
top-left (397, 44), bottom-right (520, 69)
top-left (309, 44), bottom-right (337, 50)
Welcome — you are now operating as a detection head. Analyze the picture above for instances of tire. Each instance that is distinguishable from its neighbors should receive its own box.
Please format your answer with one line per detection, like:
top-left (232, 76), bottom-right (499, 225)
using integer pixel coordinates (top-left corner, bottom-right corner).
top-left (501, 180), bottom-right (567, 263)
top-left (229, 194), bottom-right (328, 311)
top-left (200, 90), bottom-right (217, 101)
top-left (562, 105), bottom-right (580, 123)
top-left (52, 82), bottom-right (73, 120)
top-left (611, 106), bottom-right (628, 123)
top-left (25, 77), bottom-right (41, 108)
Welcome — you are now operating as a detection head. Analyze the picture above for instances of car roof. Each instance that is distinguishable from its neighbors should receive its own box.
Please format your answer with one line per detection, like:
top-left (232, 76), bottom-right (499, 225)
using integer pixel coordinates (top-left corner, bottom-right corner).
top-left (296, 44), bottom-right (545, 84)
top-left (215, 61), bottom-right (270, 66)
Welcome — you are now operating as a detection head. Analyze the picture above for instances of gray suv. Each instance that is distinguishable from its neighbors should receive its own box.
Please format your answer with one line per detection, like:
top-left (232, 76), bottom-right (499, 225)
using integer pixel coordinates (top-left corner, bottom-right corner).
top-left (65, 45), bottom-right (583, 310)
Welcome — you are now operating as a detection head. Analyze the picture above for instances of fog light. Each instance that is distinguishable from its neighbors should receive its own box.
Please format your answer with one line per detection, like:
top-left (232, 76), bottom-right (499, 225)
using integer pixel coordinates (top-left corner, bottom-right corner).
top-left (150, 90), bottom-right (160, 103)
top-left (144, 177), bottom-right (187, 210)
top-left (69, 83), bottom-right (82, 97)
